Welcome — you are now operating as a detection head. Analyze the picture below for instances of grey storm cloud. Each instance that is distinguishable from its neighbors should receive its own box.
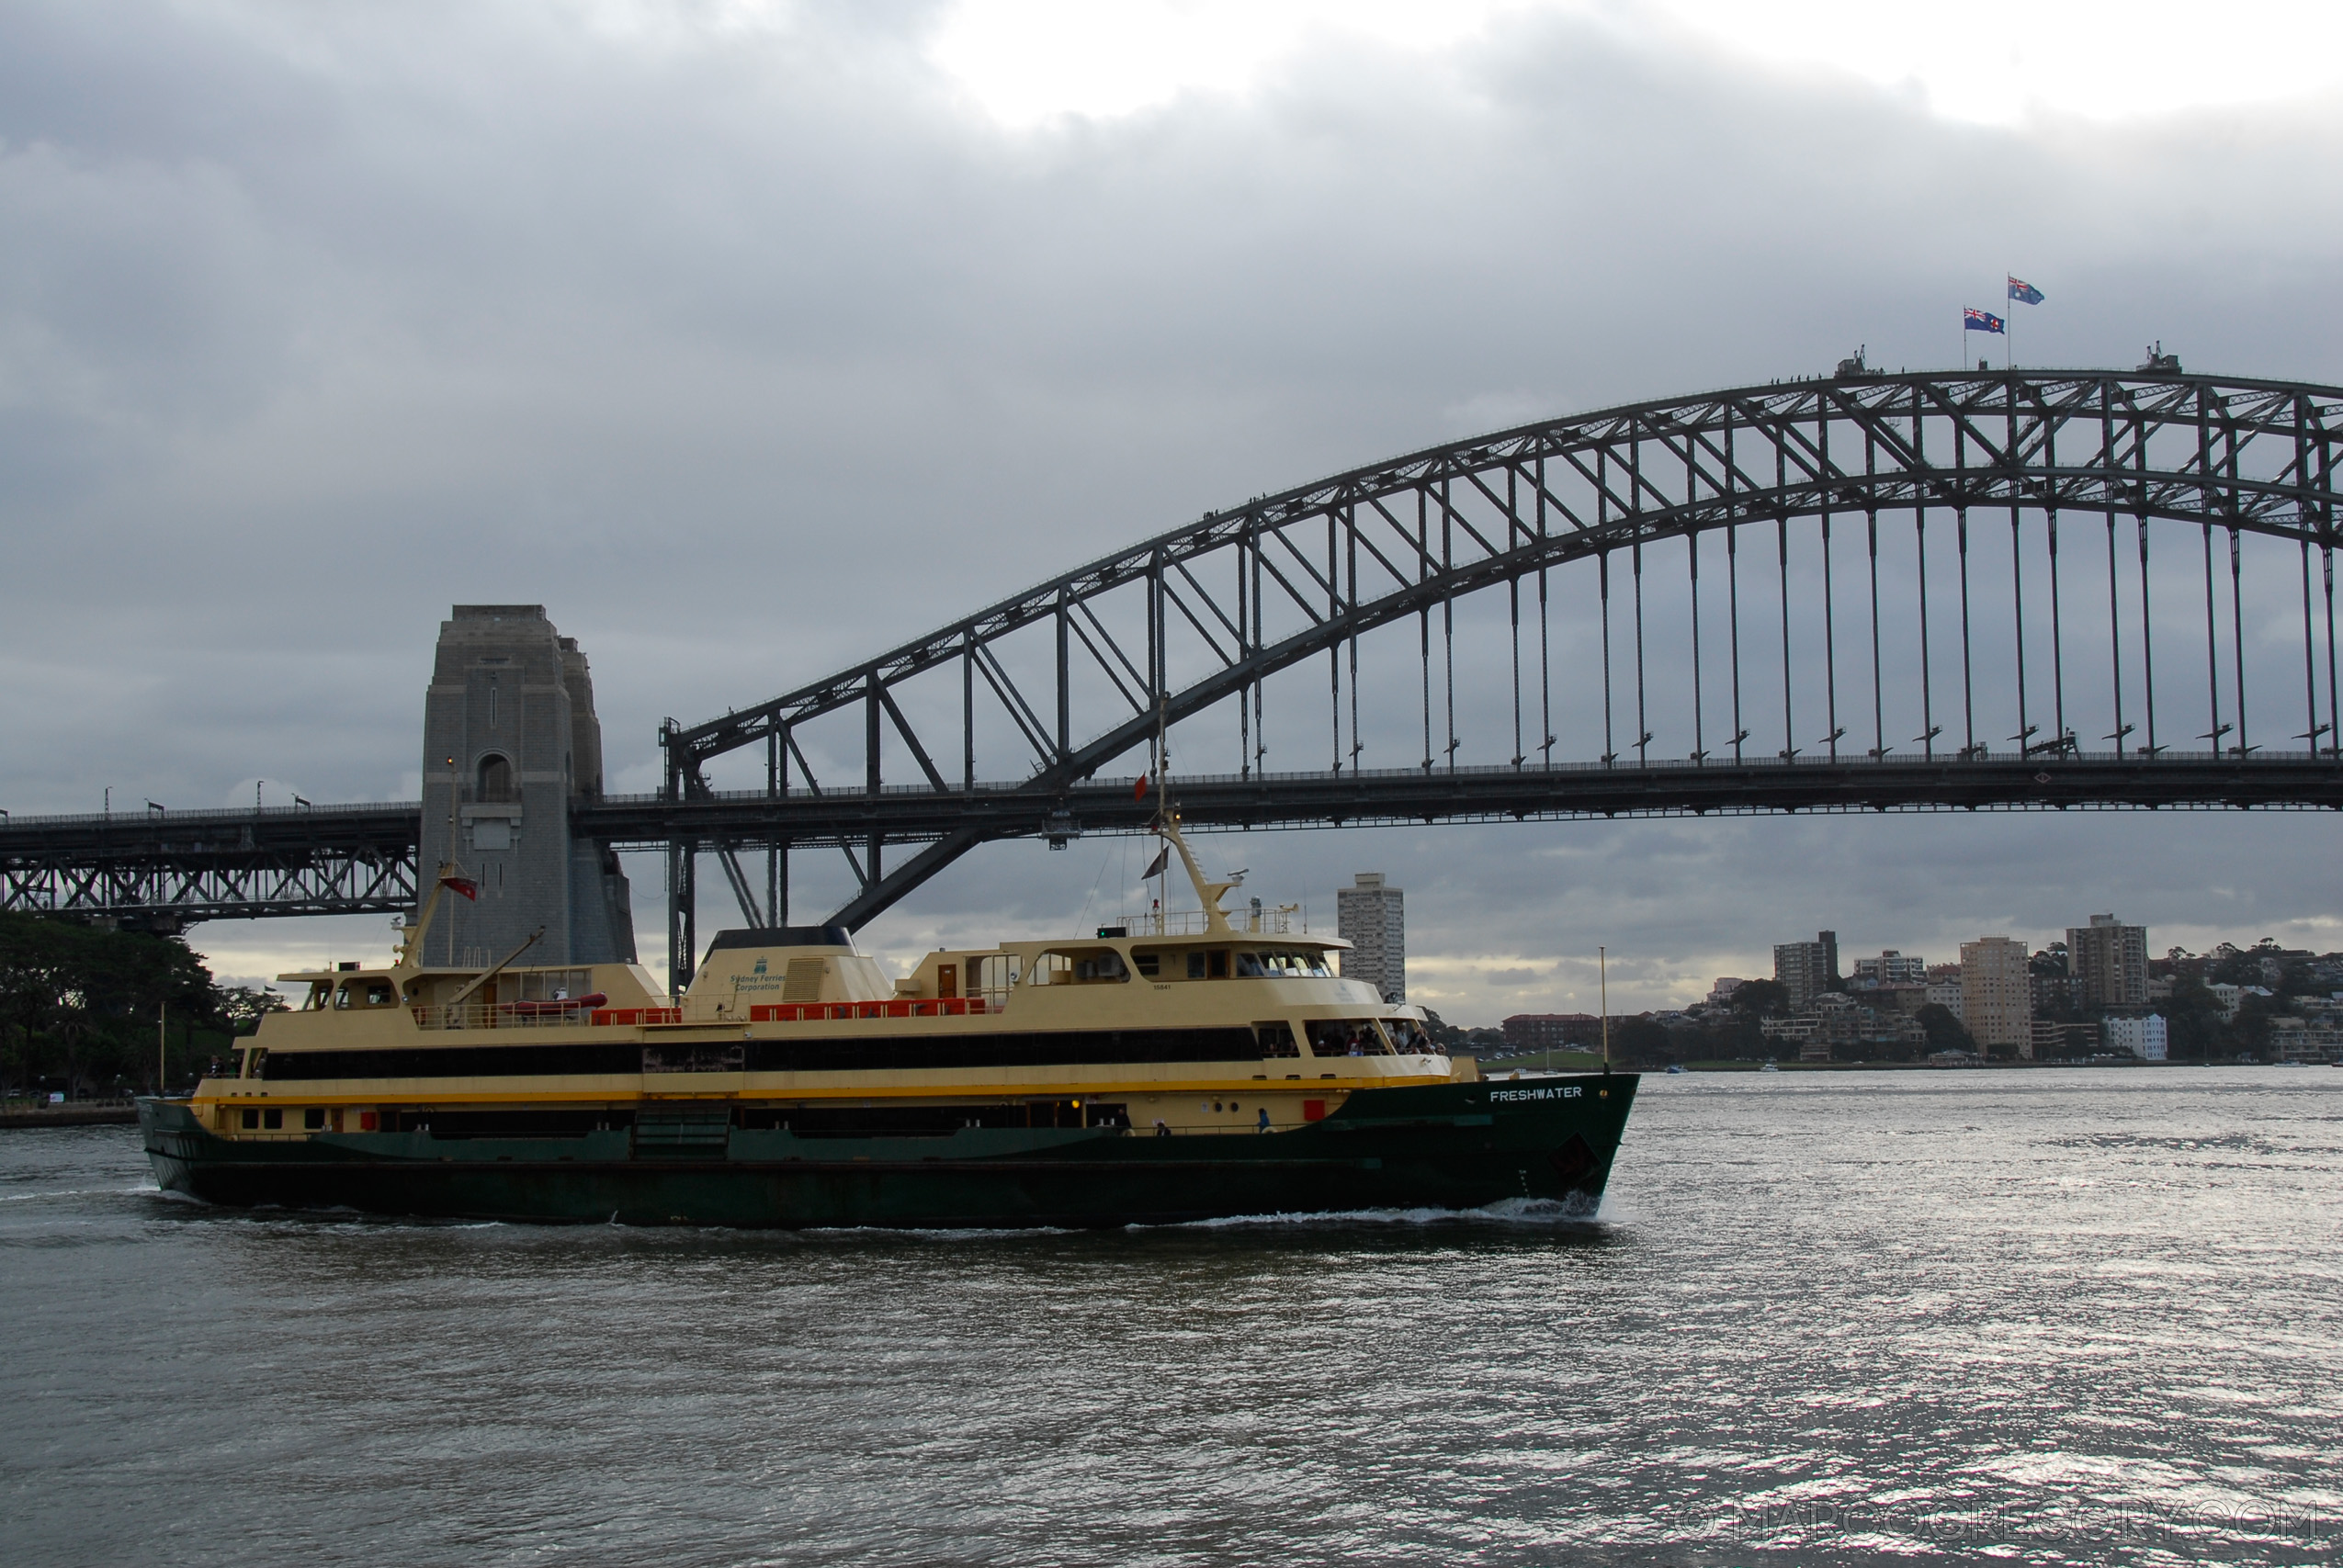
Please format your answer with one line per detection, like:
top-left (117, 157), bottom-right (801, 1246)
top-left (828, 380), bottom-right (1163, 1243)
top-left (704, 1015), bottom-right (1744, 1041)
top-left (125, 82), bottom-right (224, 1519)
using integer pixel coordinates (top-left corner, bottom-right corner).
top-left (5, 1), bottom-right (2340, 1018)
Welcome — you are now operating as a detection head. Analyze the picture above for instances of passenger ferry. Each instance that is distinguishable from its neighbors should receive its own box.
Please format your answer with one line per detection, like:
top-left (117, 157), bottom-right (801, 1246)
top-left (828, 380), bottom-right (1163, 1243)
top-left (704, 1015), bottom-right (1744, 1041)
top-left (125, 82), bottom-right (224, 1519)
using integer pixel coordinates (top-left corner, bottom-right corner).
top-left (140, 825), bottom-right (1637, 1227)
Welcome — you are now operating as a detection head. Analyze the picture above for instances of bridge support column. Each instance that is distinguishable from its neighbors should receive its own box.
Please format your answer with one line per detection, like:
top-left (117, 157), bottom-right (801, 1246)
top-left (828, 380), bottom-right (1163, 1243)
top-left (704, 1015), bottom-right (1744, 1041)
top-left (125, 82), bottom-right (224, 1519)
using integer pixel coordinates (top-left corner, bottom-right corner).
top-left (666, 838), bottom-right (696, 998)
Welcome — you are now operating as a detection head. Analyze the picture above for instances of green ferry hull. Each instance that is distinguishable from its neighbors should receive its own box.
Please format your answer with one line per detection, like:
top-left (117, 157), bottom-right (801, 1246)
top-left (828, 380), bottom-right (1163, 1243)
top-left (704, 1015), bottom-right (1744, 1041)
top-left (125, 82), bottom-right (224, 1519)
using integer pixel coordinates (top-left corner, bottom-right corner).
top-left (140, 1076), bottom-right (1637, 1228)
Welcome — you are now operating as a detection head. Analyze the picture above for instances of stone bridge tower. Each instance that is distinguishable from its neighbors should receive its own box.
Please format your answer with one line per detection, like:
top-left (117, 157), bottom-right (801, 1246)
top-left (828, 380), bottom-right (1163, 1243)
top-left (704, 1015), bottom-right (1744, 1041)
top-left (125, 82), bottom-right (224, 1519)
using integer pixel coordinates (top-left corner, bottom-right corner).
top-left (416, 605), bottom-right (635, 966)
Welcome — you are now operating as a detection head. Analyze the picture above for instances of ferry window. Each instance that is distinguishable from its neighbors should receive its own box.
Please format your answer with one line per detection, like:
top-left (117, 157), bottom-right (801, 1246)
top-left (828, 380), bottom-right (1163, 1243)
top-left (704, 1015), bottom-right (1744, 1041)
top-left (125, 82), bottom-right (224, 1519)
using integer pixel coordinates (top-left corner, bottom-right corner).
top-left (1209, 950), bottom-right (1228, 979)
top-left (303, 1109), bottom-right (326, 1130)
top-left (1073, 952), bottom-right (1128, 983)
top-left (365, 982), bottom-right (395, 1007)
top-left (262, 1108), bottom-right (284, 1130)
top-left (1306, 1019), bottom-right (1392, 1057)
top-left (1386, 1018), bottom-right (1432, 1053)
top-left (1255, 1021), bottom-right (1300, 1058)
top-left (333, 982), bottom-right (354, 1010)
top-left (241, 1109), bottom-right (258, 1130)
top-left (1240, 951), bottom-right (1331, 978)
top-left (1187, 952), bottom-right (1206, 979)
top-left (305, 982), bottom-right (332, 1010)
top-left (1133, 950), bottom-right (1161, 978)
top-left (972, 954), bottom-right (1019, 1001)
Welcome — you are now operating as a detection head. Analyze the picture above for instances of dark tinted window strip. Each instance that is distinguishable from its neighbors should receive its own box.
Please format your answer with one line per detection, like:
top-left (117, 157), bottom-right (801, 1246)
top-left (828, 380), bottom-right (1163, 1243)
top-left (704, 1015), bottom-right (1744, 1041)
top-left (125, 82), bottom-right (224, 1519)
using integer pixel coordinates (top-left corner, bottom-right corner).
top-left (261, 1029), bottom-right (1263, 1080)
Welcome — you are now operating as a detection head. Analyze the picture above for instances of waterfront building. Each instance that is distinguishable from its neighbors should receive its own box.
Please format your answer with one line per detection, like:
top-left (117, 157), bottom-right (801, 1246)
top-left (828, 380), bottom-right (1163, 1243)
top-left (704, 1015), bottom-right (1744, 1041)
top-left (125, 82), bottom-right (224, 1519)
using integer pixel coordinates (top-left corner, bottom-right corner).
top-left (1851, 950), bottom-right (1928, 987)
top-left (2031, 1020), bottom-right (2101, 1057)
top-left (1501, 1013), bottom-right (1604, 1051)
top-left (417, 604), bottom-right (635, 968)
top-left (1925, 976), bottom-right (1964, 1020)
top-left (1760, 993), bottom-right (1927, 1060)
top-left (1707, 976), bottom-right (1749, 1007)
top-left (1335, 873), bottom-right (1405, 1002)
top-left (1961, 937), bottom-right (2033, 1056)
top-left (2067, 914), bottom-right (2150, 1009)
top-left (2103, 1014), bottom-right (2169, 1061)
top-left (2268, 1019), bottom-right (2343, 1064)
top-left (1871, 983), bottom-right (1930, 1016)
top-left (2031, 973), bottom-right (2083, 1013)
top-left (2207, 983), bottom-right (2244, 1020)
top-left (1773, 931), bottom-right (1839, 1010)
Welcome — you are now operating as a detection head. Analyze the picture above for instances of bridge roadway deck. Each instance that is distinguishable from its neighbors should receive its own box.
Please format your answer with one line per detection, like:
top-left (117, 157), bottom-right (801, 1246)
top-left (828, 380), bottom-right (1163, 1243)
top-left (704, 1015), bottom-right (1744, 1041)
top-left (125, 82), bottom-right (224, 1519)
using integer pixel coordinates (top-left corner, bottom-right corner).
top-left (3, 752), bottom-right (2337, 923)
top-left (595, 752), bottom-right (2343, 845)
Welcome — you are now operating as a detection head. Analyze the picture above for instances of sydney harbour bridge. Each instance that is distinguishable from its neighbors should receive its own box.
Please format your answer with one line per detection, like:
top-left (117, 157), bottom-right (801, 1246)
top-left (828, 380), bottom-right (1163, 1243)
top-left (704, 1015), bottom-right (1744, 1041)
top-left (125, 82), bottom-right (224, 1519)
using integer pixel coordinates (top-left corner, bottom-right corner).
top-left (6, 363), bottom-right (2341, 989)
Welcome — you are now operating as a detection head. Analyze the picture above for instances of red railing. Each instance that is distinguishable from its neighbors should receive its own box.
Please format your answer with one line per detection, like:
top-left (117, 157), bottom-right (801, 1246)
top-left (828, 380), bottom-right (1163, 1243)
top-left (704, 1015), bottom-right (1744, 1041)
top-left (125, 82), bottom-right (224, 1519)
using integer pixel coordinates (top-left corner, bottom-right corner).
top-left (744, 998), bottom-right (992, 1022)
top-left (572, 998), bottom-right (1003, 1027)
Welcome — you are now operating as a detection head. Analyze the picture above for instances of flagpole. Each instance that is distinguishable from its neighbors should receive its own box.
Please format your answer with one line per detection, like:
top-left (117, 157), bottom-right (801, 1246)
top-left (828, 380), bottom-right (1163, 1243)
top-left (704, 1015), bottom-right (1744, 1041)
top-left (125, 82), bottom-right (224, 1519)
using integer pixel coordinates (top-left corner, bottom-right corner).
top-left (1154, 695), bottom-right (1169, 931)
top-left (444, 756), bottom-right (460, 967)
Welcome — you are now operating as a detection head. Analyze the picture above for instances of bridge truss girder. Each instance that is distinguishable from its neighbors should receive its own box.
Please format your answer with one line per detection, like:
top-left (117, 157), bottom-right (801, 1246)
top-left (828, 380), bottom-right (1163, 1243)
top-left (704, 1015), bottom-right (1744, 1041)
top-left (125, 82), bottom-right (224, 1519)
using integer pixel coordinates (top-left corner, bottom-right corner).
top-left (0, 805), bottom-right (421, 930)
top-left (660, 367), bottom-right (2343, 985)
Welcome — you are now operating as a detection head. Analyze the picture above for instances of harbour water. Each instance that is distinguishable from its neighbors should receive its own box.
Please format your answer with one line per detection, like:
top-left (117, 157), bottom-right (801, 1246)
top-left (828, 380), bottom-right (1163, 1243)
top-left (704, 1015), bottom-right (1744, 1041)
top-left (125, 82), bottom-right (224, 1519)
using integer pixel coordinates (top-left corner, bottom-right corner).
top-left (4, 1068), bottom-right (2337, 1566)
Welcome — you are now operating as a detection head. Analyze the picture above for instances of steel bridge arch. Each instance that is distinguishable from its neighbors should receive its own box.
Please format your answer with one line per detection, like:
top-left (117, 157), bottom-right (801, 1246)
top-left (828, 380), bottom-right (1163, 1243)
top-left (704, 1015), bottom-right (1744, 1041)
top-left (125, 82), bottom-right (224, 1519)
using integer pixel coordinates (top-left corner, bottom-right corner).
top-left (662, 367), bottom-right (2343, 979)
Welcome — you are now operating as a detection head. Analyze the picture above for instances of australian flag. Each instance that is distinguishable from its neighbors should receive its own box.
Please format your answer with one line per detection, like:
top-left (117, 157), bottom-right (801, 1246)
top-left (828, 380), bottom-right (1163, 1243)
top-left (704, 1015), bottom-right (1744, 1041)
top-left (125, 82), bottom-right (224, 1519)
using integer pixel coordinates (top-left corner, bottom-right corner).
top-left (2008, 276), bottom-right (2044, 305)
top-left (1964, 308), bottom-right (2005, 334)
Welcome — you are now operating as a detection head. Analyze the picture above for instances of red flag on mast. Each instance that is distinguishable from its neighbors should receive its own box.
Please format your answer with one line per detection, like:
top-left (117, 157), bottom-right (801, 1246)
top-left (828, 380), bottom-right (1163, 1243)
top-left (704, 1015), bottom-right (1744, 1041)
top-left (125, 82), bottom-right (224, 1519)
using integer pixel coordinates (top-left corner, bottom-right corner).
top-left (1134, 773), bottom-right (1149, 801)
top-left (440, 874), bottom-right (479, 901)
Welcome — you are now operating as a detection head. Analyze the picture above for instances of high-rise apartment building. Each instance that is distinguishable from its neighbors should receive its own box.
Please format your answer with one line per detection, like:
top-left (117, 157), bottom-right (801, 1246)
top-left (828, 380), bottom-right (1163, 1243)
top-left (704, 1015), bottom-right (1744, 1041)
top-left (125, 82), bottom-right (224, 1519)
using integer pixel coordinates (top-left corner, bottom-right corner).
top-left (1961, 936), bottom-right (2033, 1055)
top-left (1336, 873), bottom-right (1405, 1002)
top-left (1852, 950), bottom-right (1928, 987)
top-left (2066, 913), bottom-right (2149, 1009)
top-left (1773, 931), bottom-right (1840, 1009)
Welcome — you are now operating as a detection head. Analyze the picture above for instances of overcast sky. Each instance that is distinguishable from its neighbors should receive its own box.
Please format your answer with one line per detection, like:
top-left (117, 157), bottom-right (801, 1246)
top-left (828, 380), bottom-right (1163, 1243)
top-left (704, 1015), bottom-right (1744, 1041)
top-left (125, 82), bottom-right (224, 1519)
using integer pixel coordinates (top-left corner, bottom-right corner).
top-left (6, 1), bottom-right (2342, 1020)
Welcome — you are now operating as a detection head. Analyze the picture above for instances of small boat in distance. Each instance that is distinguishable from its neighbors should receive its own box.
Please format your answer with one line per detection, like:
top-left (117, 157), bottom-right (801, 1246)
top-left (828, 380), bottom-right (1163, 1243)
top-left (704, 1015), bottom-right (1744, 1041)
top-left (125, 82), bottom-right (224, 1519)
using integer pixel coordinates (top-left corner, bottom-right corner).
top-left (141, 819), bottom-right (1638, 1227)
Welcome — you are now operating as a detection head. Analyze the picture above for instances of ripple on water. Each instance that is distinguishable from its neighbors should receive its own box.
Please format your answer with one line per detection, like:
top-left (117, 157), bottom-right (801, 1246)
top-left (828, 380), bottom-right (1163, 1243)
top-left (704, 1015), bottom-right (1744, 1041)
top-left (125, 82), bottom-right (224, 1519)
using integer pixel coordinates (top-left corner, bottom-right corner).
top-left (0, 1070), bottom-right (2337, 1567)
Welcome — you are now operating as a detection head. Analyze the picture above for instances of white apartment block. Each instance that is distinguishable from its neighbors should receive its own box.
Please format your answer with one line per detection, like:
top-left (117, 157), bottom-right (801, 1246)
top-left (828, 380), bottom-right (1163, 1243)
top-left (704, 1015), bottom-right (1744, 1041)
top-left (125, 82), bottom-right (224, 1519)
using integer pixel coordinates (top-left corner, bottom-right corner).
top-left (2102, 1014), bottom-right (2168, 1061)
top-left (1852, 950), bottom-right (1928, 987)
top-left (1335, 873), bottom-right (1406, 1003)
top-left (1925, 977), bottom-right (1964, 1020)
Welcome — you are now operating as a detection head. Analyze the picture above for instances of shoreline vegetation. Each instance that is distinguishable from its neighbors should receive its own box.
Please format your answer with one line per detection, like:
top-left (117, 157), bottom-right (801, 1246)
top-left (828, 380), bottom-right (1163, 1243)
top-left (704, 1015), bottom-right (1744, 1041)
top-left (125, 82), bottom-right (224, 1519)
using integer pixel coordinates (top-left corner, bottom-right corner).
top-left (1, 910), bottom-right (275, 1104)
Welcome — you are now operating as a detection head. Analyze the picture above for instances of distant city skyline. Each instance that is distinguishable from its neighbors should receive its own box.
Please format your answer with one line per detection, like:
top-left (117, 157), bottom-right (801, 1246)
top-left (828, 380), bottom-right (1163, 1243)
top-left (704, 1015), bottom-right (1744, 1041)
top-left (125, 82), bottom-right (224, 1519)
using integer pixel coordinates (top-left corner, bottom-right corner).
top-left (8, 3), bottom-right (2342, 1025)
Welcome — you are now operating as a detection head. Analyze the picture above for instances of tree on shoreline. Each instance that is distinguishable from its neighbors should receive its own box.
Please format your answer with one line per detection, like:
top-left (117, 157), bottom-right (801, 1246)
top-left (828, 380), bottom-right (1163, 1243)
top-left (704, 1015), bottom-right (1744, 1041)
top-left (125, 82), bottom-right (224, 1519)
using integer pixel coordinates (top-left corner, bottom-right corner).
top-left (0, 913), bottom-right (244, 1099)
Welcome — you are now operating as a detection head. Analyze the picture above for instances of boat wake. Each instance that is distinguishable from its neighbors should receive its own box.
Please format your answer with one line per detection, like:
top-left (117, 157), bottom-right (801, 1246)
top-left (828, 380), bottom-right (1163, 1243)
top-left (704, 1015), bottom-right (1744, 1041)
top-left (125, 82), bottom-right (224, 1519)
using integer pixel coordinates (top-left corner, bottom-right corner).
top-left (1161, 1194), bottom-right (1617, 1232)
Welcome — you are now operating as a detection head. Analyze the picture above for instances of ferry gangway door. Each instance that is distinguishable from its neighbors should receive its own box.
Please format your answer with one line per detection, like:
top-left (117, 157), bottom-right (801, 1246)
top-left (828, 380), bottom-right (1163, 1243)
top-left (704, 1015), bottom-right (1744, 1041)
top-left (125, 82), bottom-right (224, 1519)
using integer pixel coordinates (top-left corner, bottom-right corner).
top-left (632, 1104), bottom-right (732, 1158)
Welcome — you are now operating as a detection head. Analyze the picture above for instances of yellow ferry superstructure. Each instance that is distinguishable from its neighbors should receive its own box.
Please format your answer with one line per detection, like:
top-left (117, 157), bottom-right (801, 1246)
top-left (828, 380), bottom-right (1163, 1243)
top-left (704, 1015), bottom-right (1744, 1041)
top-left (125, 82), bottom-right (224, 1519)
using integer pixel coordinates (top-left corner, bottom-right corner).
top-left (141, 823), bottom-right (1638, 1226)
